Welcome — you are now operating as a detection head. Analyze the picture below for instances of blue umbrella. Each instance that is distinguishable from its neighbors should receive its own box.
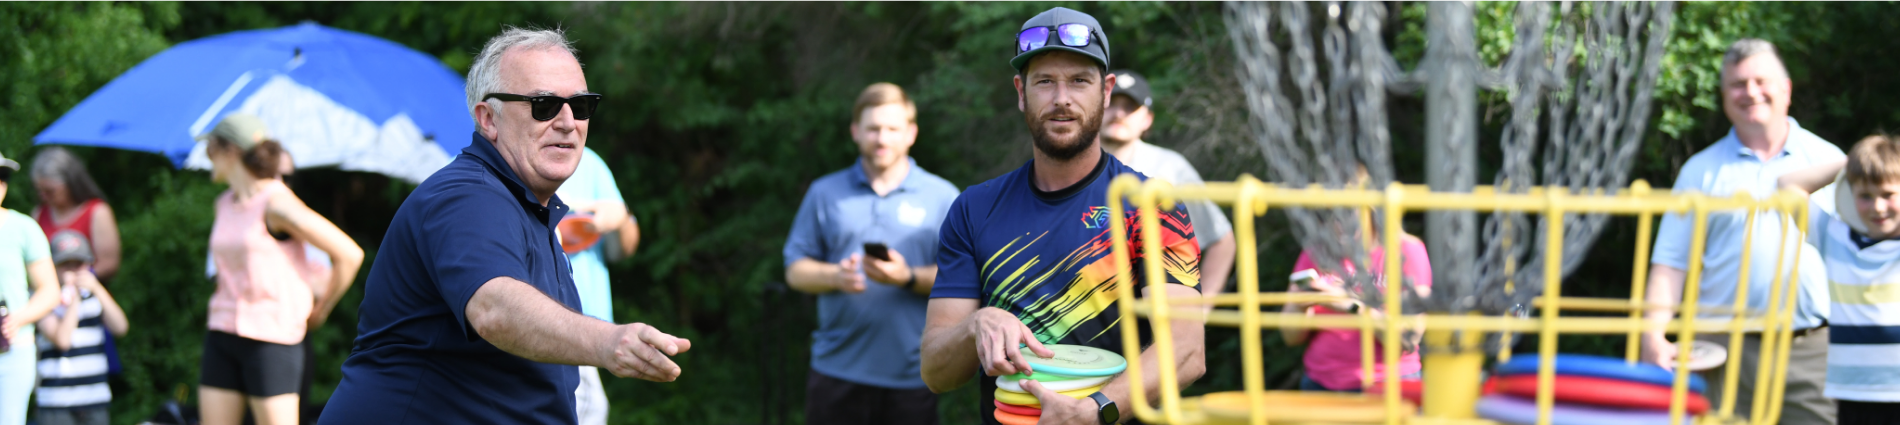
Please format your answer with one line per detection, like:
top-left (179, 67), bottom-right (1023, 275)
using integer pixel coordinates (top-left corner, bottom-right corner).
top-left (34, 22), bottom-right (472, 183)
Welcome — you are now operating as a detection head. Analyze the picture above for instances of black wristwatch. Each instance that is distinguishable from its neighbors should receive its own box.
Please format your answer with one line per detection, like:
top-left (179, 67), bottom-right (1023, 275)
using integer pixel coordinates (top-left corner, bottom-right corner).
top-left (1087, 391), bottom-right (1119, 424)
top-left (903, 270), bottom-right (918, 290)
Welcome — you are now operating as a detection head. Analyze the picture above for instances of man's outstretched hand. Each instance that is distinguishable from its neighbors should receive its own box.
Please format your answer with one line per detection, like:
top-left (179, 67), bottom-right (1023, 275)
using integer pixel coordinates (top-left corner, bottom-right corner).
top-left (604, 323), bottom-right (694, 382)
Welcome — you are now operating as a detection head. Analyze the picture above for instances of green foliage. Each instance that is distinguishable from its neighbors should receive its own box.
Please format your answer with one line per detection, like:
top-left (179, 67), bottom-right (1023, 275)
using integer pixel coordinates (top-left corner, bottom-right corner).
top-left (7, 2), bottom-right (1900, 424)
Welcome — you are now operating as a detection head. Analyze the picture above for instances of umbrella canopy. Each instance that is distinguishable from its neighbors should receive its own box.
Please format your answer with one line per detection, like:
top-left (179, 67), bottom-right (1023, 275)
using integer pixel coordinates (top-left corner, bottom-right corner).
top-left (33, 22), bottom-right (472, 183)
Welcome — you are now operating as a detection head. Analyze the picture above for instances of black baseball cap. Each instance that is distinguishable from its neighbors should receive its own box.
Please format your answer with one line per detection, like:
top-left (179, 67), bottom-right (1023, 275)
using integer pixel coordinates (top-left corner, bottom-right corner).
top-left (1110, 69), bottom-right (1152, 108)
top-left (1009, 7), bottom-right (1111, 73)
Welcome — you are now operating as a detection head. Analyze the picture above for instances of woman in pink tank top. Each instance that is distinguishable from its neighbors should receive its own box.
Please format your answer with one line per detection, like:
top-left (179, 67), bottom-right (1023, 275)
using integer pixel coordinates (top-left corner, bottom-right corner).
top-left (199, 114), bottom-right (364, 425)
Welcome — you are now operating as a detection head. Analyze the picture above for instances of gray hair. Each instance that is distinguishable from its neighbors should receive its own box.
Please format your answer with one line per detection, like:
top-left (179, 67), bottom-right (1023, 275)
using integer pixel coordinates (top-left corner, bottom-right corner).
top-left (29, 147), bottom-right (107, 205)
top-left (466, 26), bottom-right (580, 121)
top-left (1722, 38), bottom-right (1788, 79)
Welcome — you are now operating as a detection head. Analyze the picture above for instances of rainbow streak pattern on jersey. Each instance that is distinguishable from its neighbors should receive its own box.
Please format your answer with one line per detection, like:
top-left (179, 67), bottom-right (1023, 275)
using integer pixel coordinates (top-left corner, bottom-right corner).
top-left (983, 207), bottom-right (1200, 344)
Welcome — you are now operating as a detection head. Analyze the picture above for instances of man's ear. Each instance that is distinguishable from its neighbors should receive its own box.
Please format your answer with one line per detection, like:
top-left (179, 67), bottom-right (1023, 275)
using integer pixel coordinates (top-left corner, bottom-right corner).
top-left (1101, 72), bottom-right (1116, 111)
top-left (475, 101), bottom-right (499, 140)
top-left (1014, 75), bottom-right (1026, 113)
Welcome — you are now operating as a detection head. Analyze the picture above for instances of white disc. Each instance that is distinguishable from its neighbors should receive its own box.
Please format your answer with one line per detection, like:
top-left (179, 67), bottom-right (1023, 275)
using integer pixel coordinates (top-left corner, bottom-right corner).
top-left (1836, 171), bottom-right (1872, 234)
top-left (1677, 340), bottom-right (1728, 372)
top-left (996, 374), bottom-right (1112, 393)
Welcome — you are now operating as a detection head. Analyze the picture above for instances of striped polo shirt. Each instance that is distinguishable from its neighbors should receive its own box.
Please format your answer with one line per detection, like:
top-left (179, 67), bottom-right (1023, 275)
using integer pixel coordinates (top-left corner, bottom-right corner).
top-left (35, 290), bottom-right (111, 409)
top-left (1811, 201), bottom-right (1900, 402)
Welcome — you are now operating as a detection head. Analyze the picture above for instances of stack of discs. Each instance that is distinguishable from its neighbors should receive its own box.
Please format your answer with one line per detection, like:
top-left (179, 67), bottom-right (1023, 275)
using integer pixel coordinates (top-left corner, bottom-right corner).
top-left (1476, 354), bottom-right (1711, 425)
top-left (992, 344), bottom-right (1127, 425)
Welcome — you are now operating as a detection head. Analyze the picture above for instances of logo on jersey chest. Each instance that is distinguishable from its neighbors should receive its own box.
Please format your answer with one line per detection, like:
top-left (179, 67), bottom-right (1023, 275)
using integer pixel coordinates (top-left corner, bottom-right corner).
top-left (1081, 206), bottom-right (1111, 229)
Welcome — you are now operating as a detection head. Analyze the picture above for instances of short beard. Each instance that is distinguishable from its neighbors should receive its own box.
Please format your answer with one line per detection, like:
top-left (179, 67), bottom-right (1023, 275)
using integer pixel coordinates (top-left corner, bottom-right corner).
top-left (1025, 105), bottom-right (1103, 162)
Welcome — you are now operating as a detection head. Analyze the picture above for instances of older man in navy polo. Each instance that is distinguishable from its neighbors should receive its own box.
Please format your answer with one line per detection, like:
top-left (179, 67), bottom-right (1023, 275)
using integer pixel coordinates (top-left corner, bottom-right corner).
top-left (322, 28), bottom-right (691, 424)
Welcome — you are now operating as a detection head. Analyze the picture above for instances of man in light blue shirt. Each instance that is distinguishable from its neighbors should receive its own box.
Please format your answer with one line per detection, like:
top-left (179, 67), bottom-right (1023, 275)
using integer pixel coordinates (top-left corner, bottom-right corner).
top-left (556, 146), bottom-right (630, 425)
top-left (783, 83), bottom-right (959, 424)
top-left (1641, 39), bottom-right (1838, 425)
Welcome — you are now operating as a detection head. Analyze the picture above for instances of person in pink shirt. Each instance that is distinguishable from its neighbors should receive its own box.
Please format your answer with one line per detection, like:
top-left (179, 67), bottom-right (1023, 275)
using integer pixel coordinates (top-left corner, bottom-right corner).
top-left (198, 113), bottom-right (364, 425)
top-left (1282, 229), bottom-right (1431, 391)
top-left (1281, 168), bottom-right (1433, 392)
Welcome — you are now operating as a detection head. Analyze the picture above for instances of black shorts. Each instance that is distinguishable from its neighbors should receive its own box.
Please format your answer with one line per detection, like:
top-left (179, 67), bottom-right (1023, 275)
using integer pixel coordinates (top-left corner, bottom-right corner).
top-left (1840, 400), bottom-right (1900, 425)
top-left (805, 370), bottom-right (938, 425)
top-left (200, 331), bottom-right (304, 397)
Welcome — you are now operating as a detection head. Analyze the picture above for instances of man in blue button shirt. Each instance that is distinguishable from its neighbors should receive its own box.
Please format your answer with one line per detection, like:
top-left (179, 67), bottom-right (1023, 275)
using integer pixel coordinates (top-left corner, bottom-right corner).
top-left (1640, 39), bottom-right (1838, 425)
top-left (322, 28), bottom-right (691, 425)
top-left (783, 82), bottom-right (960, 424)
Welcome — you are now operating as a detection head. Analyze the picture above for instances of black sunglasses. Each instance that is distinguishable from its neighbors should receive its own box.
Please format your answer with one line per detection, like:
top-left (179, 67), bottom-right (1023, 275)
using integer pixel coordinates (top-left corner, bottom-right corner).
top-left (483, 93), bottom-right (602, 121)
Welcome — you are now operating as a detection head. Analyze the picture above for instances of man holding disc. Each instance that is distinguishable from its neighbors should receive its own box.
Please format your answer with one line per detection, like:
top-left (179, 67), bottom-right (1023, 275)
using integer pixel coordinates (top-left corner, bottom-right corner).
top-left (321, 27), bottom-right (690, 424)
top-left (783, 82), bottom-right (960, 424)
top-left (920, 8), bottom-right (1206, 425)
top-left (1639, 38), bottom-right (1838, 424)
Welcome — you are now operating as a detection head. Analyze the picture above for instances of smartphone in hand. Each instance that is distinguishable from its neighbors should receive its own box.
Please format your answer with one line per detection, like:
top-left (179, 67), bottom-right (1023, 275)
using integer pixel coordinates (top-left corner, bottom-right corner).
top-left (863, 242), bottom-right (892, 261)
top-left (1289, 269), bottom-right (1318, 291)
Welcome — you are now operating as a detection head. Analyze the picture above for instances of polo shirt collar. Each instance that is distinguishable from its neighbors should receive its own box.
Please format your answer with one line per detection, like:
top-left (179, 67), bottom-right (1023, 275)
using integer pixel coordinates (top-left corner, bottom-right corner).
top-left (463, 132), bottom-right (570, 213)
top-left (849, 157), bottom-right (920, 194)
top-left (1722, 117), bottom-right (1808, 160)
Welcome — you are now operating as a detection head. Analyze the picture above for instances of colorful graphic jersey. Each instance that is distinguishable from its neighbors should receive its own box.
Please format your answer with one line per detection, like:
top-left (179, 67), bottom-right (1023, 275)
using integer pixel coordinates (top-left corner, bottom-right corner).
top-left (933, 153), bottom-right (1199, 424)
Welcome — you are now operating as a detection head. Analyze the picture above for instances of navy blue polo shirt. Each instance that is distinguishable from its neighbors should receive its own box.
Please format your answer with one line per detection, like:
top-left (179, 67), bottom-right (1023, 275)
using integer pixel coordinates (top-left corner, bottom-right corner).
top-left (783, 158), bottom-right (960, 389)
top-left (321, 132), bottom-right (583, 425)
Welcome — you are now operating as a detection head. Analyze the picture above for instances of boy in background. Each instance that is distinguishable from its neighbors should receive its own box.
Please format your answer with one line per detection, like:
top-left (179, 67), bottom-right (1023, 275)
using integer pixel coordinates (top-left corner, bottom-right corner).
top-left (1779, 134), bottom-right (1900, 425)
top-left (35, 230), bottom-right (129, 425)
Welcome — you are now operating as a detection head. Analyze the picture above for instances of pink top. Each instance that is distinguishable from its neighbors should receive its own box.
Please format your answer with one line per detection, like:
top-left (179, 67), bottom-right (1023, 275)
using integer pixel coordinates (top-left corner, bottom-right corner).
top-left (207, 180), bottom-right (313, 345)
top-left (1292, 234), bottom-right (1432, 391)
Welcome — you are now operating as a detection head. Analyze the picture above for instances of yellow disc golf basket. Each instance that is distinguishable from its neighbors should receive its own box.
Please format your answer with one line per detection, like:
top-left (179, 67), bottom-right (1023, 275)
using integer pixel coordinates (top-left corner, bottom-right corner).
top-left (1106, 175), bottom-right (1810, 425)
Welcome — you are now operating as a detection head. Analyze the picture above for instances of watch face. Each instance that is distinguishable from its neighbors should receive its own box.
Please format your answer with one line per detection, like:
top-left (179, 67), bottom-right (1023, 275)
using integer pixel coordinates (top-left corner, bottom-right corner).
top-left (1092, 393), bottom-right (1119, 424)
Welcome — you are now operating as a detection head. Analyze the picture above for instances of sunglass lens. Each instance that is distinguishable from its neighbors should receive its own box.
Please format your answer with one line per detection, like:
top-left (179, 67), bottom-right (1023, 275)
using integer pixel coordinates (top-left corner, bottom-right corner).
top-left (527, 97), bottom-right (561, 121)
top-left (570, 96), bottom-right (599, 120)
top-left (1017, 27), bottom-right (1050, 53)
top-left (1057, 24), bottom-right (1091, 48)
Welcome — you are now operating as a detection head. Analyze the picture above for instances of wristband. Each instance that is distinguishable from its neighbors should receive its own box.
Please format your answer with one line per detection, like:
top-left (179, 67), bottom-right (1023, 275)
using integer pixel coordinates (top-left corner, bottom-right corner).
top-left (903, 270), bottom-right (918, 290)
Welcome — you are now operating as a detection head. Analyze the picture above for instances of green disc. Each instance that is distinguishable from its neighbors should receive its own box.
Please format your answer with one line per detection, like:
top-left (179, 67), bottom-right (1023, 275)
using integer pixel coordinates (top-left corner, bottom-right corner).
top-left (1015, 344), bottom-right (1127, 377)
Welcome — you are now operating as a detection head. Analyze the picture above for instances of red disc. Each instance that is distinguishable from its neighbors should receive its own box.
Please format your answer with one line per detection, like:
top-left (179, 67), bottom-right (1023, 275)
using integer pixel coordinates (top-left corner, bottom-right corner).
top-left (994, 400), bottom-right (1042, 416)
top-left (994, 408), bottom-right (1039, 425)
top-left (558, 215), bottom-right (601, 254)
top-left (1361, 380), bottom-right (1425, 405)
top-left (1495, 374), bottom-right (1710, 414)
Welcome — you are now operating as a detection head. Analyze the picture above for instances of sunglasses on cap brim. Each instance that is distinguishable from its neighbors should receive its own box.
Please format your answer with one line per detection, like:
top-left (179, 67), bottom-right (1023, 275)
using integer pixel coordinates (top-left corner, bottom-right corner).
top-left (1017, 24), bottom-right (1100, 54)
top-left (484, 93), bottom-right (603, 121)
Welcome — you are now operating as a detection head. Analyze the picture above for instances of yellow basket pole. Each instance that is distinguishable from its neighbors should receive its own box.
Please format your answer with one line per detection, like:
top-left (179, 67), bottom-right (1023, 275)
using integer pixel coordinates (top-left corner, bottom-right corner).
top-left (1139, 180), bottom-right (1188, 424)
top-left (1105, 176), bottom-right (1158, 422)
top-left (1498, 197), bottom-right (1517, 365)
top-left (1233, 177), bottom-right (1269, 425)
top-left (1747, 207), bottom-right (1796, 424)
top-left (1381, 183), bottom-right (1405, 425)
top-left (1361, 202), bottom-right (1379, 393)
top-left (1718, 203), bottom-right (1759, 418)
top-left (1763, 198), bottom-right (1810, 424)
top-left (1667, 198), bottom-right (1712, 424)
top-left (1533, 188), bottom-right (1566, 425)
top-left (1625, 180), bottom-right (1655, 364)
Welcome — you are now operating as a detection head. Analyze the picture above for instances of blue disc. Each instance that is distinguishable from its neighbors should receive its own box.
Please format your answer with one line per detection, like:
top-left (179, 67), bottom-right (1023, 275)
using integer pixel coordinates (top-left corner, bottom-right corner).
top-left (1477, 395), bottom-right (1694, 425)
top-left (1495, 354), bottom-right (1707, 394)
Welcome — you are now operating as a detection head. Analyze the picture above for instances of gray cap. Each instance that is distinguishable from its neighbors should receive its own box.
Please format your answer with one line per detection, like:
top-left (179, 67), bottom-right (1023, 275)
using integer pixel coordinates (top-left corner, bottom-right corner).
top-left (196, 113), bottom-right (271, 151)
top-left (1009, 7), bottom-right (1110, 73)
top-left (1110, 69), bottom-right (1152, 108)
top-left (0, 151), bottom-right (18, 173)
top-left (49, 230), bottom-right (92, 265)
